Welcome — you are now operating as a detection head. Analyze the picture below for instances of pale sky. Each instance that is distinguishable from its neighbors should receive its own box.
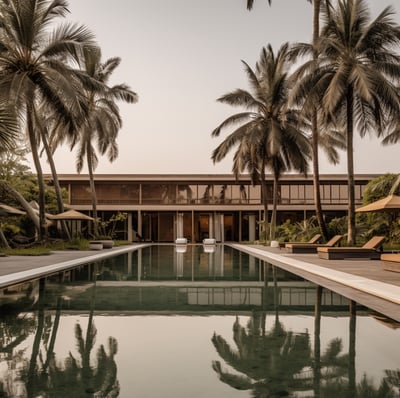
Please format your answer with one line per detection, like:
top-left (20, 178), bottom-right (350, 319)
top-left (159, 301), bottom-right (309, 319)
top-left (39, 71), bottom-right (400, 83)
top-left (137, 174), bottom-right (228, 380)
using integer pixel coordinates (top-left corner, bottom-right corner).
top-left (34, 0), bottom-right (400, 175)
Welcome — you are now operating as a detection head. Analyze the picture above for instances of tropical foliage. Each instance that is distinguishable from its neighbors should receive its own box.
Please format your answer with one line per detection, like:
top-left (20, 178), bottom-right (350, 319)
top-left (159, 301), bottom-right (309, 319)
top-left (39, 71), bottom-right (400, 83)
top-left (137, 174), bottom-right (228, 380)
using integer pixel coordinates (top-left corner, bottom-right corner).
top-left (62, 47), bottom-right (138, 237)
top-left (212, 43), bottom-right (311, 240)
top-left (291, 0), bottom-right (400, 244)
top-left (0, 0), bottom-right (138, 246)
top-left (0, 0), bottom-right (98, 241)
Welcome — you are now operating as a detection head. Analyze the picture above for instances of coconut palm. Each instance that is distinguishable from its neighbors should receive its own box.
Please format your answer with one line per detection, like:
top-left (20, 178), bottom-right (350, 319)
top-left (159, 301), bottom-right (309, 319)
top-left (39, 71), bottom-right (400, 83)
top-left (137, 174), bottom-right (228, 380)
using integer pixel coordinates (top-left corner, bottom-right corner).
top-left (291, 0), bottom-right (400, 244)
top-left (64, 47), bottom-right (138, 237)
top-left (0, 0), bottom-right (97, 241)
top-left (212, 43), bottom-right (311, 240)
top-left (246, 0), bottom-right (337, 241)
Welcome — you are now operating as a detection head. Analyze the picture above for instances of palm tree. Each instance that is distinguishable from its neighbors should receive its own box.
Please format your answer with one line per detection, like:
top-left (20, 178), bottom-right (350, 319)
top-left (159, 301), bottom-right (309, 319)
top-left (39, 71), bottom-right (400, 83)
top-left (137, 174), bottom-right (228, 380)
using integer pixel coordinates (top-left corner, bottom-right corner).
top-left (35, 105), bottom-right (72, 239)
top-left (291, 0), bottom-right (400, 244)
top-left (0, 0), bottom-right (97, 241)
top-left (212, 44), bottom-right (311, 241)
top-left (65, 47), bottom-right (138, 237)
top-left (246, 0), bottom-right (335, 241)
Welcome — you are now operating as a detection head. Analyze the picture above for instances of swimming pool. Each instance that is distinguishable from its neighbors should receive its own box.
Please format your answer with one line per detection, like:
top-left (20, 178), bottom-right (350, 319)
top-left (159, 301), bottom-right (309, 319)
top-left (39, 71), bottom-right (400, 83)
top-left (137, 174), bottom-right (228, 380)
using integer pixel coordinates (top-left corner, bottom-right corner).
top-left (0, 244), bottom-right (399, 397)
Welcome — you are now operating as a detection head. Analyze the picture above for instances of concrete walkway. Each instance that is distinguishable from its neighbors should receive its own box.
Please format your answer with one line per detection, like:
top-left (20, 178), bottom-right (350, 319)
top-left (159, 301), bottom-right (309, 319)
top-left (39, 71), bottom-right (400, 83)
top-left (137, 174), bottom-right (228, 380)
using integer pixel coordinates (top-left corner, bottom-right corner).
top-left (0, 244), bottom-right (148, 288)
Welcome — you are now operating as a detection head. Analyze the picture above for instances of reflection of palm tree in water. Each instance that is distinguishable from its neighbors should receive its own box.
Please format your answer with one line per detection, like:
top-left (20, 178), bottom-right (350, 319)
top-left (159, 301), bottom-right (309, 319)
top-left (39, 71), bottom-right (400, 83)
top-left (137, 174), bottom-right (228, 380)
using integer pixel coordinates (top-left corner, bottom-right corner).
top-left (211, 312), bottom-right (312, 396)
top-left (211, 309), bottom-right (352, 396)
top-left (11, 270), bottom-right (120, 397)
top-left (65, 266), bottom-right (120, 397)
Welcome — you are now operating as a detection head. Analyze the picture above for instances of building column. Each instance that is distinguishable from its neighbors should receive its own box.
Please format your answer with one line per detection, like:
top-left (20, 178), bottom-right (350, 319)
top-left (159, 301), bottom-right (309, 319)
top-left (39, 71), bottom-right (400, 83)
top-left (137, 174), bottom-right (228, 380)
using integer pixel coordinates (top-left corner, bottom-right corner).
top-left (239, 211), bottom-right (242, 242)
top-left (138, 210), bottom-right (142, 237)
top-left (127, 212), bottom-right (133, 241)
top-left (176, 212), bottom-right (184, 239)
top-left (249, 214), bottom-right (256, 242)
top-left (214, 213), bottom-right (224, 242)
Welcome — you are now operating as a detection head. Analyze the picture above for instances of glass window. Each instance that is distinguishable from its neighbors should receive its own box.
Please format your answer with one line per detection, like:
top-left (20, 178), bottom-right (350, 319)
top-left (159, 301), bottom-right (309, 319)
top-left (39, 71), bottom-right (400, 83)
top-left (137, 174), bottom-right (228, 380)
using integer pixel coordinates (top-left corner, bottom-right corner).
top-left (339, 185), bottom-right (348, 203)
top-left (122, 184), bottom-right (140, 203)
top-left (305, 185), bottom-right (313, 203)
top-left (248, 185), bottom-right (261, 204)
top-left (142, 184), bottom-right (177, 204)
top-left (71, 184), bottom-right (91, 204)
top-left (232, 185), bottom-right (248, 203)
top-left (331, 185), bottom-right (340, 201)
top-left (281, 185), bottom-right (290, 204)
top-left (355, 185), bottom-right (362, 202)
top-left (177, 185), bottom-right (196, 204)
top-left (198, 185), bottom-right (213, 204)
top-left (214, 185), bottom-right (231, 203)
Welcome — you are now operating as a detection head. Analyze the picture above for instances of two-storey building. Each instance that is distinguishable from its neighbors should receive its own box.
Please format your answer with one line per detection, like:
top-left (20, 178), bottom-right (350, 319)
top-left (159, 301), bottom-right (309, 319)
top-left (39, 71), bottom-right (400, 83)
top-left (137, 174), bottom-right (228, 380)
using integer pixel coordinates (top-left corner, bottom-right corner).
top-left (53, 173), bottom-right (378, 242)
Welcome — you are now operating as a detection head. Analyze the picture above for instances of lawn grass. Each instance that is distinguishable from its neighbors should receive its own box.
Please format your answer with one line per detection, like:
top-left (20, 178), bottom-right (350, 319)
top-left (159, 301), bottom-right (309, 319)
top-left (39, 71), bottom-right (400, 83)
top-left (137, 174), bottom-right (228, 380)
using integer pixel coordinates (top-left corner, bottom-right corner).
top-left (0, 238), bottom-right (134, 256)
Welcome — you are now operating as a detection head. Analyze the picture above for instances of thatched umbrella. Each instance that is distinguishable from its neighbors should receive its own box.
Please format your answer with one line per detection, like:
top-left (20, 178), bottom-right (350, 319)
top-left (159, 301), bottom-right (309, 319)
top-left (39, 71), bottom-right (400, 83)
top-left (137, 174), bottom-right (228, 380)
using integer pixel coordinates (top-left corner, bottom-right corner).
top-left (355, 195), bottom-right (400, 213)
top-left (49, 210), bottom-right (94, 237)
top-left (356, 195), bottom-right (400, 240)
top-left (49, 209), bottom-right (94, 221)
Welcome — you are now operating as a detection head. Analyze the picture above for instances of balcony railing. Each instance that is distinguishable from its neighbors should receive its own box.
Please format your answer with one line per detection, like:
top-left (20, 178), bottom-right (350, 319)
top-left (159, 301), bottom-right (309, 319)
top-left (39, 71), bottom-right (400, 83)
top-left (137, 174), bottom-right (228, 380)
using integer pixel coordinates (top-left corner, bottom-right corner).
top-left (71, 197), bottom-right (363, 206)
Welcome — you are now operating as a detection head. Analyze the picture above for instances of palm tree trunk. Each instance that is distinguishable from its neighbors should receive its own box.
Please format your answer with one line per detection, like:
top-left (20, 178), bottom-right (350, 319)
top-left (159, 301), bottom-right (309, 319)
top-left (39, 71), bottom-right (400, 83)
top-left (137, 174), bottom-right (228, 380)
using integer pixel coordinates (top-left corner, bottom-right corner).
top-left (27, 278), bottom-right (46, 396)
top-left (311, 116), bottom-right (328, 240)
top-left (311, 0), bottom-right (328, 241)
top-left (313, 285), bottom-right (322, 396)
top-left (389, 174), bottom-right (400, 195)
top-left (270, 172), bottom-right (279, 240)
top-left (346, 86), bottom-right (356, 244)
top-left (87, 148), bottom-right (99, 237)
top-left (0, 180), bottom-right (40, 231)
top-left (41, 131), bottom-right (71, 239)
top-left (348, 301), bottom-right (357, 397)
top-left (260, 166), bottom-right (269, 242)
top-left (27, 105), bottom-right (47, 241)
top-left (0, 224), bottom-right (10, 248)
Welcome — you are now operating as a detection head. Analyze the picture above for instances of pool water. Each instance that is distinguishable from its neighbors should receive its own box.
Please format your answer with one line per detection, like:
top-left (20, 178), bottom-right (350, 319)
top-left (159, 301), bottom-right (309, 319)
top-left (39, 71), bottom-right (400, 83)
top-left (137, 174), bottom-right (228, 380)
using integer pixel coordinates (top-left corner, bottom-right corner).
top-left (0, 245), bottom-right (399, 397)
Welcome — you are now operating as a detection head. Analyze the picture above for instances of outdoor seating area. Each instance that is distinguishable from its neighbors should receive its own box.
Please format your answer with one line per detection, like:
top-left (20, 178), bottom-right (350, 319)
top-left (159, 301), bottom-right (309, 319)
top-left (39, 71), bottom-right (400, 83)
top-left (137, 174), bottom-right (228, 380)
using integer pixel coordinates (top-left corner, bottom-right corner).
top-left (285, 234), bottom-right (343, 254)
top-left (175, 238), bottom-right (188, 245)
top-left (317, 236), bottom-right (385, 260)
top-left (279, 233), bottom-right (322, 248)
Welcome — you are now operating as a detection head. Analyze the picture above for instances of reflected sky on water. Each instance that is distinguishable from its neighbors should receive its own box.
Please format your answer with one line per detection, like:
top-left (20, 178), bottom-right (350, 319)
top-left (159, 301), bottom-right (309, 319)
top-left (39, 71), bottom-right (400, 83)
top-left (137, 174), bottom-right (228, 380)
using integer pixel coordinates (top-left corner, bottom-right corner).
top-left (0, 245), bottom-right (399, 397)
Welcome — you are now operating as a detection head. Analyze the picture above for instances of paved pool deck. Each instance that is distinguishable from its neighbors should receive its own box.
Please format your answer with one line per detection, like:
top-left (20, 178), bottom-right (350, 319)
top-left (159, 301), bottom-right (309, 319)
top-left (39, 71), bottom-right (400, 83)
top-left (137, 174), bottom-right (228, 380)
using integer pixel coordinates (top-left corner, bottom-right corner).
top-left (1, 242), bottom-right (400, 321)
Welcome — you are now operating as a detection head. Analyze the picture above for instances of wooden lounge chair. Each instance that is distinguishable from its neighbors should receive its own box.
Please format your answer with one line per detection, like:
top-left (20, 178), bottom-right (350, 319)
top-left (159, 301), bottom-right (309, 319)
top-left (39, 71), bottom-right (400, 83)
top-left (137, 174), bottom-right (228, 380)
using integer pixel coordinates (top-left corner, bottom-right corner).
top-left (380, 253), bottom-right (400, 273)
top-left (317, 236), bottom-right (385, 260)
top-left (279, 233), bottom-right (322, 248)
top-left (285, 235), bottom-right (343, 254)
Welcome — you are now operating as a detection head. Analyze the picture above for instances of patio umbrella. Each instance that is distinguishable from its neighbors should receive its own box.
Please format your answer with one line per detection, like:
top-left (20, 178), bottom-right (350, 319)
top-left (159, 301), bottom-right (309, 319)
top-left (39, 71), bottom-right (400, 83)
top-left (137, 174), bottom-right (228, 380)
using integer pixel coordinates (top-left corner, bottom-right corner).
top-left (49, 209), bottom-right (94, 221)
top-left (49, 209), bottom-right (94, 238)
top-left (355, 194), bottom-right (400, 213)
top-left (356, 194), bottom-right (400, 241)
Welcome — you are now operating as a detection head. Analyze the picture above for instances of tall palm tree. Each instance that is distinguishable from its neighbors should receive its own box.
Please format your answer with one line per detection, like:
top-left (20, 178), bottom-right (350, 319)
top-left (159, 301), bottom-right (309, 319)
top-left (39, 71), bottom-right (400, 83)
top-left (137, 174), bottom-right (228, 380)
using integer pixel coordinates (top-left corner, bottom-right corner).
top-left (0, 0), bottom-right (97, 241)
top-left (246, 0), bottom-right (333, 241)
top-left (291, 0), bottom-right (400, 244)
top-left (64, 47), bottom-right (138, 237)
top-left (212, 44), bottom-right (311, 241)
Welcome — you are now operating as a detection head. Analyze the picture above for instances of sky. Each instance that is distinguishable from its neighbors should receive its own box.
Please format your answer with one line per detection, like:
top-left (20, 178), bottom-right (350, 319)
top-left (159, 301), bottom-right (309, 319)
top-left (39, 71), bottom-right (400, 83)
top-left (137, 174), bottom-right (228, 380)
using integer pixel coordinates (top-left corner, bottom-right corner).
top-left (34, 0), bottom-right (400, 175)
